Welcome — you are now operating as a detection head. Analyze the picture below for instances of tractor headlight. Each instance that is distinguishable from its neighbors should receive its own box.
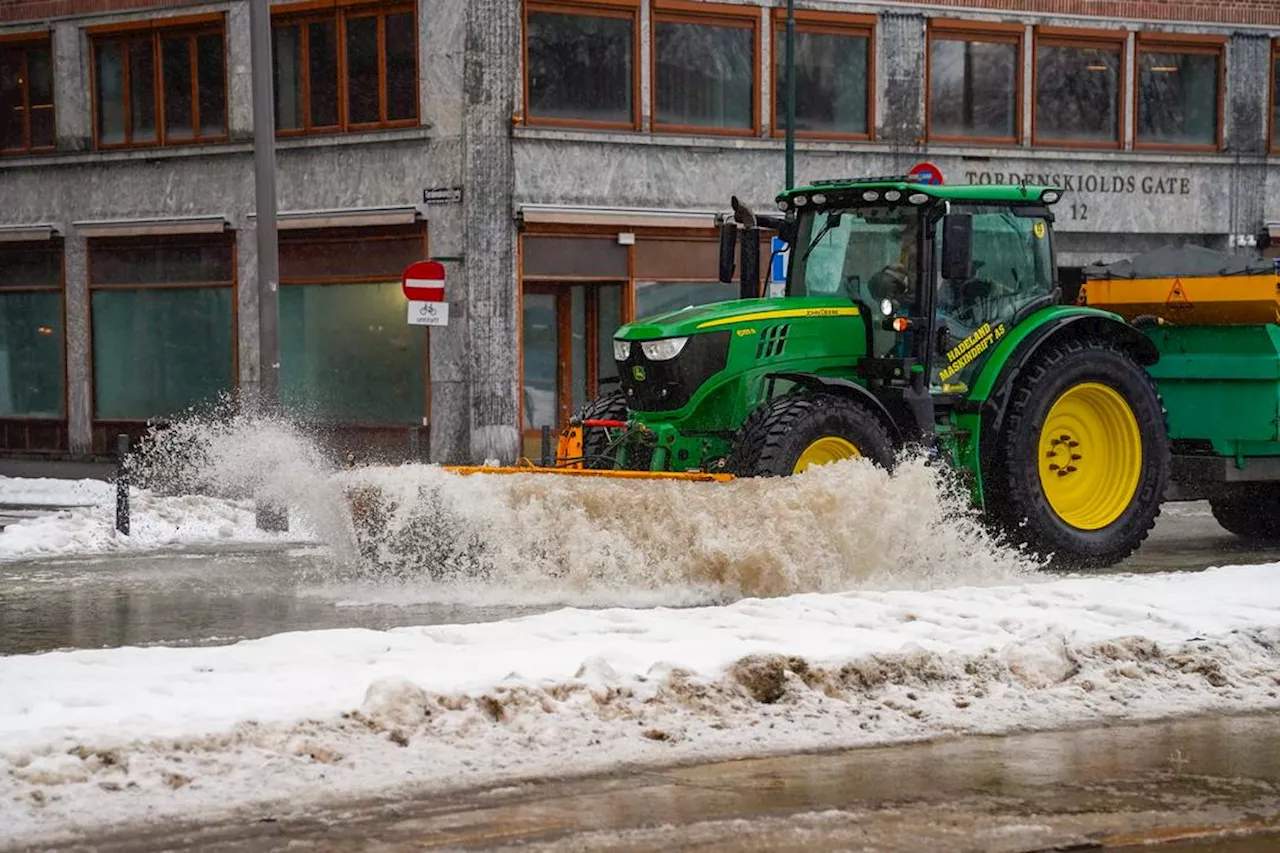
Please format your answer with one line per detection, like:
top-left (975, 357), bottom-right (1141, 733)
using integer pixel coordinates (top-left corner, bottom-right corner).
top-left (613, 339), bottom-right (631, 361)
top-left (880, 298), bottom-right (894, 317)
top-left (640, 337), bottom-right (689, 361)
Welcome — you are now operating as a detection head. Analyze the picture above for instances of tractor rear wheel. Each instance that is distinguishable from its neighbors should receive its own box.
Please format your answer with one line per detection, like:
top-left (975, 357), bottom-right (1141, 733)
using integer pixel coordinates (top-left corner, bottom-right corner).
top-left (577, 389), bottom-right (629, 469)
top-left (1210, 489), bottom-right (1280, 541)
top-left (728, 393), bottom-right (895, 477)
top-left (987, 337), bottom-right (1169, 568)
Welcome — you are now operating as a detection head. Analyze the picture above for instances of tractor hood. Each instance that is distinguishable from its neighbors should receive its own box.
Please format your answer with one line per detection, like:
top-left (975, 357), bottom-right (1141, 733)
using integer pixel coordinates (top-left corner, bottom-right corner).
top-left (615, 297), bottom-right (861, 341)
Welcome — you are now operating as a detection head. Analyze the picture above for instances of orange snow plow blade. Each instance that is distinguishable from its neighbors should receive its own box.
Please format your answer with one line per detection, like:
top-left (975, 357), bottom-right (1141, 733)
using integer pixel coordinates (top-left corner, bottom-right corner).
top-left (442, 423), bottom-right (734, 483)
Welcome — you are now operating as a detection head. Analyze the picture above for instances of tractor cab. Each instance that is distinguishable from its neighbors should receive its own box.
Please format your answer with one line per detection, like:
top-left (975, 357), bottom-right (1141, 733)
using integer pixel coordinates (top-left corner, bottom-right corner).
top-left (771, 178), bottom-right (1063, 395)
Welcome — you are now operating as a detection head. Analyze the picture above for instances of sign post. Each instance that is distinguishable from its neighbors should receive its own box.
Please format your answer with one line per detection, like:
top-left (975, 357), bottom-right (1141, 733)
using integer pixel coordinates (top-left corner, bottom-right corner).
top-left (403, 260), bottom-right (450, 327)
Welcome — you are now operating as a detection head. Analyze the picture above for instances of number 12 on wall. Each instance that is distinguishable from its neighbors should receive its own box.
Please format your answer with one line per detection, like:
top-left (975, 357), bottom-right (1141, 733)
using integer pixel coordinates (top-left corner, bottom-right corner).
top-left (1070, 203), bottom-right (1089, 221)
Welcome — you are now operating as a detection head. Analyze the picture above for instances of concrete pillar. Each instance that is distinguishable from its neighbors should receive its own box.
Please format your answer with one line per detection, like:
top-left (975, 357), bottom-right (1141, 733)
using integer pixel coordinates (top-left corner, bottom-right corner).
top-left (63, 232), bottom-right (91, 454)
top-left (1225, 32), bottom-right (1272, 242)
top-left (226, 1), bottom-right (254, 141)
top-left (639, 0), bottom-right (652, 132)
top-left (461, 0), bottom-right (520, 464)
top-left (52, 22), bottom-right (89, 151)
top-left (235, 223), bottom-right (261, 394)
top-left (878, 12), bottom-right (926, 164)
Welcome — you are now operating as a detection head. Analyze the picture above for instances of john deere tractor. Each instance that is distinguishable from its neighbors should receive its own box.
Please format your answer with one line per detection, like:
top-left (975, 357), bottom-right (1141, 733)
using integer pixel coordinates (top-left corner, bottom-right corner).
top-left (475, 176), bottom-right (1280, 568)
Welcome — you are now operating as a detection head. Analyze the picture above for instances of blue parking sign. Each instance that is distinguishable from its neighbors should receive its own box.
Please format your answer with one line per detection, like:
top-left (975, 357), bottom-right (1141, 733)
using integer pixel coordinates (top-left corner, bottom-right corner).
top-left (771, 236), bottom-right (789, 288)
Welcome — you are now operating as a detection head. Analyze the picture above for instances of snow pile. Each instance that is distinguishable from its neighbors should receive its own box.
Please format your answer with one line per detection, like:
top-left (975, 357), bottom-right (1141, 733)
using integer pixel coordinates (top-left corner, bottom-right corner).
top-left (0, 476), bottom-right (111, 508)
top-left (2, 564), bottom-right (1279, 845)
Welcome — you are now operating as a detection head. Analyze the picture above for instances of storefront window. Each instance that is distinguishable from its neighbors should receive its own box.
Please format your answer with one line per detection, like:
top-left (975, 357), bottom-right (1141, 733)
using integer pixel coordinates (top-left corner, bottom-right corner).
top-left (636, 281), bottom-right (736, 318)
top-left (89, 239), bottom-right (234, 421)
top-left (1035, 39), bottom-right (1122, 145)
top-left (526, 5), bottom-right (635, 127)
top-left (1137, 45), bottom-right (1220, 148)
top-left (0, 244), bottom-right (63, 418)
top-left (279, 228), bottom-right (427, 425)
top-left (929, 27), bottom-right (1021, 143)
top-left (654, 13), bottom-right (755, 132)
top-left (773, 23), bottom-right (870, 137)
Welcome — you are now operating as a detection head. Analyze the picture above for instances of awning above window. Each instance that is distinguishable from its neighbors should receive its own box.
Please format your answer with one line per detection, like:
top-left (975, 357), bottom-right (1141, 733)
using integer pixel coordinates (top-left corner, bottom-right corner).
top-left (518, 204), bottom-right (721, 231)
top-left (74, 215), bottom-right (230, 238)
top-left (249, 206), bottom-right (423, 230)
top-left (0, 223), bottom-right (61, 242)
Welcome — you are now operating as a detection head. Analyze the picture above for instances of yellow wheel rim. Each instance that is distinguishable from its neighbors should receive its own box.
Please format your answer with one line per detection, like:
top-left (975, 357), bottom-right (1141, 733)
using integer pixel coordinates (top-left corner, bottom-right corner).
top-left (794, 436), bottom-right (861, 473)
top-left (1038, 382), bottom-right (1142, 531)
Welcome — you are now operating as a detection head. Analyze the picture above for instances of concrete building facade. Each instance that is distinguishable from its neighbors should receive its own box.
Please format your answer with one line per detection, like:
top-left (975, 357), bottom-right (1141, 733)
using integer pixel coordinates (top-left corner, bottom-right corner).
top-left (1, 0), bottom-right (1278, 464)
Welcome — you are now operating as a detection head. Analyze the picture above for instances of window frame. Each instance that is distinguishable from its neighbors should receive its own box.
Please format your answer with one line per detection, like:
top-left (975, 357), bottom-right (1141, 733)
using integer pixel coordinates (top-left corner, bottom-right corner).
top-left (651, 0), bottom-right (761, 137)
top-left (271, 1), bottom-right (419, 137)
top-left (0, 34), bottom-right (56, 156)
top-left (88, 14), bottom-right (229, 151)
top-left (1133, 32), bottom-right (1225, 153)
top-left (86, 234), bottom-right (239, 426)
top-left (769, 9), bottom-right (876, 142)
top-left (522, 0), bottom-right (641, 131)
top-left (925, 18), bottom-right (1025, 147)
top-left (0, 240), bottom-right (67, 425)
top-left (1031, 26), bottom-right (1127, 150)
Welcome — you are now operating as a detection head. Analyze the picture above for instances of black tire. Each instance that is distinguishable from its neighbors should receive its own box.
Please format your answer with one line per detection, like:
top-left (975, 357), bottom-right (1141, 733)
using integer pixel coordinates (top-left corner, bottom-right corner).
top-left (728, 392), bottom-right (895, 477)
top-left (1210, 488), bottom-right (1280, 541)
top-left (575, 390), bottom-right (630, 469)
top-left (987, 337), bottom-right (1169, 568)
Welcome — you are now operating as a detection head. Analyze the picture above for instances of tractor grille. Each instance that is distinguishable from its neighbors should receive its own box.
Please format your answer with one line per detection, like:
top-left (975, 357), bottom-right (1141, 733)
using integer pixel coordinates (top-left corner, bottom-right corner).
top-left (618, 331), bottom-right (731, 412)
top-left (755, 324), bottom-right (791, 359)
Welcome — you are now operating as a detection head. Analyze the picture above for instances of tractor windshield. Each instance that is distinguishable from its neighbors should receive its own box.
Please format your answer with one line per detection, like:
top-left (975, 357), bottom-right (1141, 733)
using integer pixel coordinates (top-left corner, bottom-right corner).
top-left (789, 205), bottom-right (922, 315)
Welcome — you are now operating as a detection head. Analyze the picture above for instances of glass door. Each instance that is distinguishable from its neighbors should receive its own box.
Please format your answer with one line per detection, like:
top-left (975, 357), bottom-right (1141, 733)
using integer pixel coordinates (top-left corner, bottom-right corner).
top-left (521, 282), bottom-right (624, 458)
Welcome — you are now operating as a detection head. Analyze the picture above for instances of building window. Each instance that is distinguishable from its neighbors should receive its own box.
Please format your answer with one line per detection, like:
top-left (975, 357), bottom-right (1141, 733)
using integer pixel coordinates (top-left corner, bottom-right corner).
top-left (92, 21), bottom-right (227, 148)
top-left (524, 2), bottom-right (638, 129)
top-left (653, 3), bottom-right (757, 134)
top-left (279, 227), bottom-right (427, 425)
top-left (89, 237), bottom-right (235, 421)
top-left (273, 4), bottom-right (417, 135)
top-left (1034, 29), bottom-right (1124, 147)
top-left (1136, 36), bottom-right (1222, 150)
top-left (1, 39), bottom-right (55, 155)
top-left (772, 11), bottom-right (873, 138)
top-left (0, 242), bottom-right (63, 419)
top-left (928, 22), bottom-right (1022, 144)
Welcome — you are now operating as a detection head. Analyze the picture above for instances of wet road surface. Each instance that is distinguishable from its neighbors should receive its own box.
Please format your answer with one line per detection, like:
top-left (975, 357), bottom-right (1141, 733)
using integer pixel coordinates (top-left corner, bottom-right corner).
top-left (2, 501), bottom-right (1277, 656)
top-left (26, 712), bottom-right (1280, 852)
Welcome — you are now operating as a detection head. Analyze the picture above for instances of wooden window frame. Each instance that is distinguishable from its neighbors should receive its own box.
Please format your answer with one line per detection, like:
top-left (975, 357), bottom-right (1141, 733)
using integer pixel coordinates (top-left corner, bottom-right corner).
top-left (90, 21), bottom-right (229, 151)
top-left (1133, 33), bottom-right (1225, 153)
top-left (925, 19), bottom-right (1024, 147)
top-left (522, 0), bottom-right (641, 132)
top-left (1031, 26), bottom-right (1127, 150)
top-left (769, 9), bottom-right (876, 142)
top-left (86, 234), bottom-right (239, 428)
top-left (272, 2), bottom-right (419, 138)
top-left (651, 0), bottom-right (761, 137)
top-left (0, 240), bottom-right (67, 426)
top-left (0, 35), bottom-right (56, 156)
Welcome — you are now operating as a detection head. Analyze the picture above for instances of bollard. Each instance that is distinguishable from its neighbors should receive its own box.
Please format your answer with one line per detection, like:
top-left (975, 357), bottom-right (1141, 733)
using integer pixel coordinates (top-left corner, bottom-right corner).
top-left (409, 425), bottom-right (421, 463)
top-left (541, 425), bottom-right (552, 467)
top-left (115, 433), bottom-right (130, 536)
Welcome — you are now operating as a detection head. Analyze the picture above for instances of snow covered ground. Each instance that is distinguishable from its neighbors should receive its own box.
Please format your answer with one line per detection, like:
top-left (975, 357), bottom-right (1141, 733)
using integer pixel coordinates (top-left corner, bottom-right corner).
top-left (0, 476), bottom-right (311, 561)
top-left (3, 562), bottom-right (1280, 848)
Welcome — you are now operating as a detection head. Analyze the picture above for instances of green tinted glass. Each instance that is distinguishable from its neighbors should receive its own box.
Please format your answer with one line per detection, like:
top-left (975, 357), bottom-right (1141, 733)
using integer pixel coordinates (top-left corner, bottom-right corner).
top-left (92, 288), bottom-right (233, 419)
top-left (0, 291), bottom-right (63, 417)
top-left (280, 282), bottom-right (425, 424)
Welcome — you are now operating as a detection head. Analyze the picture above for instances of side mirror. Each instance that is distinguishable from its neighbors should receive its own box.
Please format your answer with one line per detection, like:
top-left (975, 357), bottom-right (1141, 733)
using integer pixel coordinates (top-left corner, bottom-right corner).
top-left (777, 219), bottom-right (797, 246)
top-left (1257, 227), bottom-right (1272, 251)
top-left (941, 213), bottom-right (974, 281)
top-left (740, 226), bottom-right (761, 299)
top-left (718, 223), bottom-right (738, 284)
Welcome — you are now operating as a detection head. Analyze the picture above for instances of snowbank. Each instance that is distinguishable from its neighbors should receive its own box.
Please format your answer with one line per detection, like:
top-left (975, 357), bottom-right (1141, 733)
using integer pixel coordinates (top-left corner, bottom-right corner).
top-left (2, 564), bottom-right (1279, 846)
top-left (0, 480), bottom-right (312, 561)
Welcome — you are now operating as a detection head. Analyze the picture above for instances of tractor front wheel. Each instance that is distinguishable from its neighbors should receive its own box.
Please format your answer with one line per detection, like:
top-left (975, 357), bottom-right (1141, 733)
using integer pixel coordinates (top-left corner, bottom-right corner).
top-left (576, 389), bottom-right (629, 469)
top-left (988, 337), bottom-right (1169, 568)
top-left (728, 393), bottom-right (895, 477)
top-left (1210, 488), bottom-right (1280, 541)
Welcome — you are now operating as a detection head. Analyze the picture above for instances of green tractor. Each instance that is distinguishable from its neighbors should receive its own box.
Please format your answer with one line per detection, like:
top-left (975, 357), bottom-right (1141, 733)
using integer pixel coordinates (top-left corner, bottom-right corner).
top-left (539, 176), bottom-right (1280, 567)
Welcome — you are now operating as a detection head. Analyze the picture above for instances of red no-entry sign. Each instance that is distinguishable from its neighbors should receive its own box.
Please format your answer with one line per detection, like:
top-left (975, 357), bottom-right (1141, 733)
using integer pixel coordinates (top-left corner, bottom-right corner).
top-left (909, 162), bottom-right (945, 185)
top-left (402, 260), bottom-right (446, 302)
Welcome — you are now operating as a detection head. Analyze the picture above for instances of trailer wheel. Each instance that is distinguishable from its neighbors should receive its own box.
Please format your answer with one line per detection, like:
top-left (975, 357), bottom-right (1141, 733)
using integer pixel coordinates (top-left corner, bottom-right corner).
top-left (989, 337), bottom-right (1169, 568)
top-left (576, 390), bottom-right (630, 469)
top-left (729, 392), bottom-right (895, 477)
top-left (1209, 489), bottom-right (1280, 541)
